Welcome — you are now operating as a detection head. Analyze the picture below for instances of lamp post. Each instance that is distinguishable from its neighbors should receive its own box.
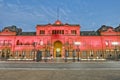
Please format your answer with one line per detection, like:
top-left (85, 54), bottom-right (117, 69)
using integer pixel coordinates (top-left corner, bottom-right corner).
top-left (77, 46), bottom-right (80, 61)
top-left (74, 42), bottom-right (81, 62)
top-left (112, 42), bottom-right (119, 61)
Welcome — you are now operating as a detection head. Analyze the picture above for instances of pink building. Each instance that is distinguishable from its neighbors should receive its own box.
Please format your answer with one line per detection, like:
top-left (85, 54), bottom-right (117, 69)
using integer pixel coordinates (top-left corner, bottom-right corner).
top-left (0, 20), bottom-right (120, 61)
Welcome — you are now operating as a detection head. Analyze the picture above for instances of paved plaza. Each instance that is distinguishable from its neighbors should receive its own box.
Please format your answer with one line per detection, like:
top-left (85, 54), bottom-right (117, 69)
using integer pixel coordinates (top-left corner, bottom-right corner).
top-left (0, 60), bottom-right (120, 70)
top-left (0, 60), bottom-right (120, 80)
top-left (0, 70), bottom-right (120, 80)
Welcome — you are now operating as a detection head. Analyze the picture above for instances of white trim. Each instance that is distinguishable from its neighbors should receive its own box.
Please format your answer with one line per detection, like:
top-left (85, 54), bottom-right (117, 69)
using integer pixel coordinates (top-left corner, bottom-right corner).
top-left (7, 58), bottom-right (106, 61)
top-left (7, 59), bottom-right (33, 60)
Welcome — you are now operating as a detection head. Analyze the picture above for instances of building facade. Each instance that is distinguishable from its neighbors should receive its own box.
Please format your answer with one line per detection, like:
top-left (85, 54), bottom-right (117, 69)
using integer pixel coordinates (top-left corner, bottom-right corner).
top-left (0, 20), bottom-right (120, 61)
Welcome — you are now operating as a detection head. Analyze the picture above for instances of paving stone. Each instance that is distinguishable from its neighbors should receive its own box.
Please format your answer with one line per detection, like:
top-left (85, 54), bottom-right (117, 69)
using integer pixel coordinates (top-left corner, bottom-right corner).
top-left (0, 70), bottom-right (120, 80)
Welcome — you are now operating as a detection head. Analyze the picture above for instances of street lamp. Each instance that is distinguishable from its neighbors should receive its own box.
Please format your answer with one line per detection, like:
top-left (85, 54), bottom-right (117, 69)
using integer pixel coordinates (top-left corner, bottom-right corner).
top-left (112, 42), bottom-right (119, 61)
top-left (76, 46), bottom-right (80, 61)
top-left (74, 42), bottom-right (81, 61)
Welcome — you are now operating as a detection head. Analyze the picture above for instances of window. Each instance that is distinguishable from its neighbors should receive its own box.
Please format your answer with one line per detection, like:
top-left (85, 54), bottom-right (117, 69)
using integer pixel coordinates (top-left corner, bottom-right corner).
top-left (62, 30), bottom-right (64, 34)
top-left (40, 30), bottom-right (45, 34)
top-left (16, 40), bottom-right (19, 45)
top-left (52, 30), bottom-right (55, 34)
top-left (52, 30), bottom-right (64, 34)
top-left (71, 30), bottom-right (76, 35)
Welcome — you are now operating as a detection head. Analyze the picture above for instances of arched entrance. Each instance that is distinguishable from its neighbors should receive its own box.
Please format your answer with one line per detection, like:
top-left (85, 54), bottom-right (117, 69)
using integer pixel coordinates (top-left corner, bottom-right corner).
top-left (54, 41), bottom-right (62, 58)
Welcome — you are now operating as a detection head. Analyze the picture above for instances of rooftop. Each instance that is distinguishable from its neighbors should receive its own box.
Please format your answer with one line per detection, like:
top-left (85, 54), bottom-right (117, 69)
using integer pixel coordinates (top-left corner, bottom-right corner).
top-left (18, 32), bottom-right (36, 36)
top-left (37, 20), bottom-right (80, 26)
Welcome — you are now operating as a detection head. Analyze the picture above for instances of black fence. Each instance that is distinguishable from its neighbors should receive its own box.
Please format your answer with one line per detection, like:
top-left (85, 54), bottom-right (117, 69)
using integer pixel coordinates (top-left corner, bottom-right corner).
top-left (0, 50), bottom-right (120, 62)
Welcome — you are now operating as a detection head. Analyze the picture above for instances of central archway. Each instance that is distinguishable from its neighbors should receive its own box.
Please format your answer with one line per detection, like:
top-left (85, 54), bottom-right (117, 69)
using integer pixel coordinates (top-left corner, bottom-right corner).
top-left (54, 41), bottom-right (62, 58)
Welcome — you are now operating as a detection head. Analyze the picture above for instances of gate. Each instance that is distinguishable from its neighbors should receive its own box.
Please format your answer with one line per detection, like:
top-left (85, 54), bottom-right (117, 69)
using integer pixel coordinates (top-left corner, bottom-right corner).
top-left (36, 50), bottom-right (42, 62)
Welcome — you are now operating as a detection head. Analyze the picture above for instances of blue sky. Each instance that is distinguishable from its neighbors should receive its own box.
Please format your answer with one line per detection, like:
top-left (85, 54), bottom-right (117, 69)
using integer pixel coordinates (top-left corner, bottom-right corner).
top-left (0, 0), bottom-right (120, 31)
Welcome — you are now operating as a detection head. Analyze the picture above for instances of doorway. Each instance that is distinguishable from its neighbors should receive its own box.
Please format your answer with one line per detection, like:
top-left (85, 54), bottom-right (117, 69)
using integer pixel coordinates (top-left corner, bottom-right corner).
top-left (54, 41), bottom-right (62, 57)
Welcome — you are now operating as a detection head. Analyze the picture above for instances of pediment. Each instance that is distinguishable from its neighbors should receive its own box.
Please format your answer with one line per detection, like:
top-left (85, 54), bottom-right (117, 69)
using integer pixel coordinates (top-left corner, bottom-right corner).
top-left (2, 28), bottom-right (12, 32)
top-left (0, 28), bottom-right (16, 35)
top-left (106, 28), bottom-right (116, 32)
top-left (100, 27), bottom-right (117, 36)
